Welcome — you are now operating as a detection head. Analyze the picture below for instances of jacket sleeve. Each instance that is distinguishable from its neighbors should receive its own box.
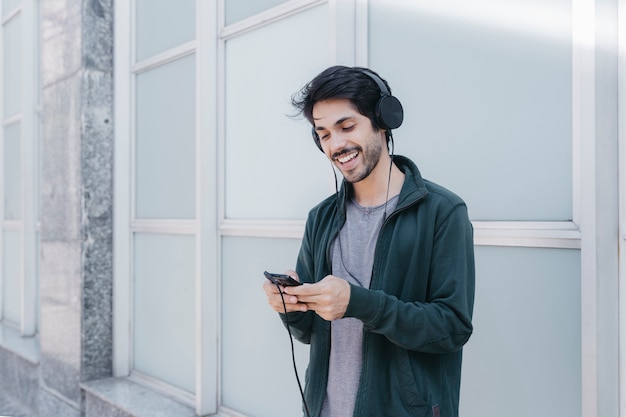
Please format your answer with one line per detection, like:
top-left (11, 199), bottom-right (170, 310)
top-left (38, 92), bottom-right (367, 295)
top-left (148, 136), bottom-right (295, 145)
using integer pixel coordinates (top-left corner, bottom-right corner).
top-left (344, 204), bottom-right (475, 354)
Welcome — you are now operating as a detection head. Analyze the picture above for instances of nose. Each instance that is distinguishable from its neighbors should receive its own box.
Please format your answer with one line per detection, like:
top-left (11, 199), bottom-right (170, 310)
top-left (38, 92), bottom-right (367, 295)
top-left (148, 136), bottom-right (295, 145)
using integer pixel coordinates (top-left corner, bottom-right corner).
top-left (325, 131), bottom-right (348, 155)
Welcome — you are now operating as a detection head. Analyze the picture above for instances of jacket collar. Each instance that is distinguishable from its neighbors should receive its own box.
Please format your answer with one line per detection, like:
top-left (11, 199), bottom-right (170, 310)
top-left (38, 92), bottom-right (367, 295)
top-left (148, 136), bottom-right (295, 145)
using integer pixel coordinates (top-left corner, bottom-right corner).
top-left (336, 155), bottom-right (429, 219)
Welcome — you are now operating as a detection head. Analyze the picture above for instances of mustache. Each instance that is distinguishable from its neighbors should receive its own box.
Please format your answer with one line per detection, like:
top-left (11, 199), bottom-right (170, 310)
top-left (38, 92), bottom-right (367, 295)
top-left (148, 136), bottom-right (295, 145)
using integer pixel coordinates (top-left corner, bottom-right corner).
top-left (331, 146), bottom-right (361, 161)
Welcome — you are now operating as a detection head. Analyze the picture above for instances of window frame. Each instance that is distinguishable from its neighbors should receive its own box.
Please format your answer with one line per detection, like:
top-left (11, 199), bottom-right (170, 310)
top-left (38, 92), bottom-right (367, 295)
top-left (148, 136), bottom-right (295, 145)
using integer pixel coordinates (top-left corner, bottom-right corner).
top-left (114, 0), bottom-right (218, 414)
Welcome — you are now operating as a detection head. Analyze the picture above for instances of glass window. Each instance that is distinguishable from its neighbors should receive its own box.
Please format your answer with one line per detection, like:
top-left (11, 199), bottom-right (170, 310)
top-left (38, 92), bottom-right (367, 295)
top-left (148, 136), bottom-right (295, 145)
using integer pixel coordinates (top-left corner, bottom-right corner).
top-left (3, 14), bottom-right (21, 118)
top-left (461, 246), bottom-right (580, 416)
top-left (2, 230), bottom-right (21, 325)
top-left (221, 236), bottom-right (307, 416)
top-left (133, 233), bottom-right (195, 393)
top-left (224, 4), bottom-right (331, 220)
top-left (1, 0), bottom-right (38, 337)
top-left (4, 124), bottom-right (20, 220)
top-left (2, 0), bottom-right (20, 17)
top-left (135, 0), bottom-right (195, 61)
top-left (135, 54), bottom-right (196, 219)
top-left (225, 0), bottom-right (289, 26)
top-left (369, 0), bottom-right (572, 221)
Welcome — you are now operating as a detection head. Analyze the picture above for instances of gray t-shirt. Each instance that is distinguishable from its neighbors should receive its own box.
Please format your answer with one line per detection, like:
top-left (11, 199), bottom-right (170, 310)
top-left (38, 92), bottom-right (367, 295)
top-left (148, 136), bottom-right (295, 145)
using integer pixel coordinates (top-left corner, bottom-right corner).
top-left (321, 195), bottom-right (399, 417)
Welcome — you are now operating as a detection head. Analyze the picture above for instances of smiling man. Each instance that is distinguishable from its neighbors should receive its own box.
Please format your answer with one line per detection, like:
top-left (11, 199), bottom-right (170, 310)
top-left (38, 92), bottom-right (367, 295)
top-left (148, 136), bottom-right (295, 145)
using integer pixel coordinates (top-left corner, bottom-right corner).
top-left (263, 66), bottom-right (475, 417)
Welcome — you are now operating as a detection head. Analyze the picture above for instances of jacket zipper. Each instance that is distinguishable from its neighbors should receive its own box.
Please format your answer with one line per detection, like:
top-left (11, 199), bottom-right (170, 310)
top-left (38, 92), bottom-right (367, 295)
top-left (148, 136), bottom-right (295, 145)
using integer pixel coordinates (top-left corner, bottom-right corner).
top-left (369, 193), bottom-right (427, 290)
top-left (353, 193), bottom-right (428, 416)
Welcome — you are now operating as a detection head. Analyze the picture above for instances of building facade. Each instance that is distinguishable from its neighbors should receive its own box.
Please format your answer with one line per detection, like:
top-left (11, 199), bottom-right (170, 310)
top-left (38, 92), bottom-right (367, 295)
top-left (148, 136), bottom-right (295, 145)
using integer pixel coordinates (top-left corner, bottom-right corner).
top-left (0, 0), bottom-right (624, 416)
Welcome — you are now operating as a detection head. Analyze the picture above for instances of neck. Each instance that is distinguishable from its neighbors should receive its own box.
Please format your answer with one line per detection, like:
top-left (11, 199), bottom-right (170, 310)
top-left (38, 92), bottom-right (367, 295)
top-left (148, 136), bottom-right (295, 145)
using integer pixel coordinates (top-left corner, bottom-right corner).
top-left (351, 154), bottom-right (404, 207)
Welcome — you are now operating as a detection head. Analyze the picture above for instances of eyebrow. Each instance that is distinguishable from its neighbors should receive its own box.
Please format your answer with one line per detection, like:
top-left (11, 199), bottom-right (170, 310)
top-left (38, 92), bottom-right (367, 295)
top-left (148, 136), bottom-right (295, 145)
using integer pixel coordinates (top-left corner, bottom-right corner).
top-left (313, 116), bottom-right (355, 131)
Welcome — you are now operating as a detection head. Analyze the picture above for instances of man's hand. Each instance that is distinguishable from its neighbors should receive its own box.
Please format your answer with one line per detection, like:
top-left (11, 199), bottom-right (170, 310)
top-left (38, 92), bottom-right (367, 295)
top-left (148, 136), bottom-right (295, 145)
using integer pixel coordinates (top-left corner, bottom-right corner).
top-left (263, 270), bottom-right (307, 314)
top-left (284, 275), bottom-right (351, 321)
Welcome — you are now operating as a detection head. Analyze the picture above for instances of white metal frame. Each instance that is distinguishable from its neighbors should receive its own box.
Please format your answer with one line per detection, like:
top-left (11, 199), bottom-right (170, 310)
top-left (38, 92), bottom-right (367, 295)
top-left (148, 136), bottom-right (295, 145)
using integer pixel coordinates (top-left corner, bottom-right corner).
top-left (0, 2), bottom-right (5, 324)
top-left (577, 0), bottom-right (621, 415)
top-left (196, 0), bottom-right (219, 413)
top-left (114, 0), bottom-right (219, 415)
top-left (116, 0), bottom-right (201, 407)
top-left (617, 0), bottom-right (626, 417)
top-left (0, 0), bottom-right (38, 337)
top-left (573, 0), bottom-right (598, 417)
top-left (112, 0), bottom-right (132, 380)
top-left (574, 0), bottom-right (600, 413)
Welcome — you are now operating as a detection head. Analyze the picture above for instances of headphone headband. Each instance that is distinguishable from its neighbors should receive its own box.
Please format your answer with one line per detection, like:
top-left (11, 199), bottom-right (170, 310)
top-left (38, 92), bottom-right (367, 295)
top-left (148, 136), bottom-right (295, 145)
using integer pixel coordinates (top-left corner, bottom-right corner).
top-left (312, 68), bottom-right (403, 152)
top-left (360, 69), bottom-right (392, 97)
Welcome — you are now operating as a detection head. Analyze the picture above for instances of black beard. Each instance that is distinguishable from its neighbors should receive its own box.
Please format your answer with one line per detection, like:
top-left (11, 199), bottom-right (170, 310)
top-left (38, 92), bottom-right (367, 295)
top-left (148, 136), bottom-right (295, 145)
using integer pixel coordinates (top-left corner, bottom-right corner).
top-left (341, 140), bottom-right (383, 184)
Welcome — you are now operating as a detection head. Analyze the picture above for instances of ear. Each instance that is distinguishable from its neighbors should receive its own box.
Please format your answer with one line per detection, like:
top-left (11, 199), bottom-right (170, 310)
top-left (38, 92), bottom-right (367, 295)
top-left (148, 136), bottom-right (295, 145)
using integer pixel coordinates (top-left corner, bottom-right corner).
top-left (311, 127), bottom-right (324, 152)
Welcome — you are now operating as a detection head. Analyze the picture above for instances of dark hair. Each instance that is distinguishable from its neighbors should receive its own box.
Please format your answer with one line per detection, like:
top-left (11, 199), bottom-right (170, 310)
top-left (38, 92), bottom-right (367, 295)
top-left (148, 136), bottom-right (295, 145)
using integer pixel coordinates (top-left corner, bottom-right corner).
top-left (291, 66), bottom-right (392, 131)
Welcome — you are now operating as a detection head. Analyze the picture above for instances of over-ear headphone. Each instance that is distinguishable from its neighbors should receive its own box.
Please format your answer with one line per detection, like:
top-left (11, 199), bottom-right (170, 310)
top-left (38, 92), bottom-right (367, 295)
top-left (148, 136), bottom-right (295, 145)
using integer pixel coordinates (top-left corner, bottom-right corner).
top-left (312, 68), bottom-right (403, 152)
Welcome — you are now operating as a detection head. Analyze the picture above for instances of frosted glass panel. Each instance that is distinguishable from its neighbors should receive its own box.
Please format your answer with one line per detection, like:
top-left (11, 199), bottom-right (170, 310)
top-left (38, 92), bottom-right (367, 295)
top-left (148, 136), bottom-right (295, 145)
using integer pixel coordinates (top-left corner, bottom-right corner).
top-left (133, 233), bottom-right (195, 393)
top-left (221, 236), bottom-right (307, 416)
top-left (461, 246), bottom-right (580, 417)
top-left (370, 0), bottom-right (572, 221)
top-left (225, 5), bottom-right (332, 219)
top-left (135, 0), bottom-right (195, 61)
top-left (3, 231), bottom-right (21, 324)
top-left (4, 124), bottom-right (20, 220)
top-left (2, 0), bottom-right (22, 12)
top-left (2, 0), bottom-right (19, 17)
top-left (136, 55), bottom-right (196, 219)
top-left (2, 0), bottom-right (21, 16)
top-left (3, 14), bottom-right (20, 118)
top-left (225, 0), bottom-right (289, 25)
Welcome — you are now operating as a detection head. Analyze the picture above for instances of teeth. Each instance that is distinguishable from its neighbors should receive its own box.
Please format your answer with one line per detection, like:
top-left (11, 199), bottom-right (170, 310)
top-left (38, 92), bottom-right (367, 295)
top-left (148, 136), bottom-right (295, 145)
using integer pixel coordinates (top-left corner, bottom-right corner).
top-left (338, 152), bottom-right (358, 163)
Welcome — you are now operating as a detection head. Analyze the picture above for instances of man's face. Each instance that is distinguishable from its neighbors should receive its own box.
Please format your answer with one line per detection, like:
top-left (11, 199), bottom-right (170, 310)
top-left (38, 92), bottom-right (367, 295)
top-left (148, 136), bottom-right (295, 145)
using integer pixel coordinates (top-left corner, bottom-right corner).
top-left (312, 98), bottom-right (386, 184)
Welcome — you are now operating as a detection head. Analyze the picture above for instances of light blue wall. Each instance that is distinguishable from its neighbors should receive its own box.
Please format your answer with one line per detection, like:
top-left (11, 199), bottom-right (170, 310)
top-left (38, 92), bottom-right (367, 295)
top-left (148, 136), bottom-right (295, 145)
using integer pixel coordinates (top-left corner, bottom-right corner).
top-left (461, 246), bottom-right (581, 417)
top-left (220, 245), bottom-right (582, 417)
top-left (135, 54), bottom-right (196, 219)
top-left (225, 0), bottom-right (290, 26)
top-left (224, 4), bottom-right (332, 220)
top-left (135, 0), bottom-right (195, 61)
top-left (133, 233), bottom-right (196, 393)
top-left (221, 236), bottom-right (308, 417)
top-left (369, 0), bottom-right (573, 221)
top-left (2, 0), bottom-right (21, 17)
top-left (366, 3), bottom-right (582, 414)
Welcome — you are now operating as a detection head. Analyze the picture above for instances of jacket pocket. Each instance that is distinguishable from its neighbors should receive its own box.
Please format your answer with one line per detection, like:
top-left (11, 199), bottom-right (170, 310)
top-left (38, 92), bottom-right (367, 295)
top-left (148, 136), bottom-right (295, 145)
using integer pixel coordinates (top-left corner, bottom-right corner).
top-left (394, 347), bottom-right (430, 410)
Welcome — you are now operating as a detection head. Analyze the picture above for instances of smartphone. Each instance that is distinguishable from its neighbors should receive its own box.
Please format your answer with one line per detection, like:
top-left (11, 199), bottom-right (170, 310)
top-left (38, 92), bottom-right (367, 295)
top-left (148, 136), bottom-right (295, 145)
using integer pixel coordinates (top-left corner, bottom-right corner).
top-left (264, 271), bottom-right (302, 287)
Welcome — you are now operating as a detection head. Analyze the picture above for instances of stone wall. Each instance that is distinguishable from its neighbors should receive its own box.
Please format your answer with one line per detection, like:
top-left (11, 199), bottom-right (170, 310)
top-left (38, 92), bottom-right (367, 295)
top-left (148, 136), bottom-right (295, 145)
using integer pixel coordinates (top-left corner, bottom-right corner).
top-left (37, 0), bottom-right (114, 415)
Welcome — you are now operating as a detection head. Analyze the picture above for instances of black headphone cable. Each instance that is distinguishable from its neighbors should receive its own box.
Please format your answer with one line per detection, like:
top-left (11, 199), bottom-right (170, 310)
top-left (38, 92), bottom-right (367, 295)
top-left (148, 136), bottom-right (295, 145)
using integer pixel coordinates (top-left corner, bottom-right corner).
top-left (275, 283), bottom-right (311, 417)
top-left (332, 133), bottom-right (395, 285)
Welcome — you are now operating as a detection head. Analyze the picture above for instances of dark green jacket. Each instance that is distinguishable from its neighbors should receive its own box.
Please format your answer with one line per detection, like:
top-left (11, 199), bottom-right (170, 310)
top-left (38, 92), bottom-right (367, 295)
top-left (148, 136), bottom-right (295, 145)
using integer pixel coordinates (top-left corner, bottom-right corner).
top-left (283, 155), bottom-right (475, 417)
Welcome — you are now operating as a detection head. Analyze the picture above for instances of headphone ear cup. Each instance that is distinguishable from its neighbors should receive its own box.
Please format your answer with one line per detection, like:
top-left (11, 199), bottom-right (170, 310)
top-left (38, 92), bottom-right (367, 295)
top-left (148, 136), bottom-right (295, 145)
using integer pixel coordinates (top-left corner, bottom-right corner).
top-left (311, 127), bottom-right (323, 152)
top-left (376, 95), bottom-right (404, 130)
